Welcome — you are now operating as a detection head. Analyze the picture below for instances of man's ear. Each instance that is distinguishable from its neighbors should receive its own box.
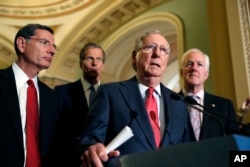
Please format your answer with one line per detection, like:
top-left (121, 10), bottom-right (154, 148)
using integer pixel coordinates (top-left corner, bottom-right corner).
top-left (180, 68), bottom-right (183, 77)
top-left (205, 71), bottom-right (209, 80)
top-left (131, 50), bottom-right (137, 71)
top-left (16, 37), bottom-right (26, 53)
top-left (101, 64), bottom-right (105, 71)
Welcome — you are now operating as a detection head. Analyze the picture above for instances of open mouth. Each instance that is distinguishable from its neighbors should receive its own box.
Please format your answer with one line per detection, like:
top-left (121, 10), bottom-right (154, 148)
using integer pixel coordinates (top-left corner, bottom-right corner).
top-left (150, 62), bottom-right (160, 67)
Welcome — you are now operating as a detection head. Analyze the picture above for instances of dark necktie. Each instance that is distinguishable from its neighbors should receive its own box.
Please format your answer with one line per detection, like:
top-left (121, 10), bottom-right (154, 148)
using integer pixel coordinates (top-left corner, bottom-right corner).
top-left (26, 79), bottom-right (41, 167)
top-left (89, 85), bottom-right (96, 106)
top-left (189, 95), bottom-right (201, 141)
top-left (145, 87), bottom-right (160, 148)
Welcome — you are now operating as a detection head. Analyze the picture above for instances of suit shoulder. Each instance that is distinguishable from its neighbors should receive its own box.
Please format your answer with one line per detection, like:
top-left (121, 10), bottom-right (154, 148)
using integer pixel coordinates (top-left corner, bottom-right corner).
top-left (205, 92), bottom-right (232, 102)
top-left (54, 80), bottom-right (81, 90)
top-left (39, 81), bottom-right (58, 95)
top-left (100, 78), bottom-right (133, 88)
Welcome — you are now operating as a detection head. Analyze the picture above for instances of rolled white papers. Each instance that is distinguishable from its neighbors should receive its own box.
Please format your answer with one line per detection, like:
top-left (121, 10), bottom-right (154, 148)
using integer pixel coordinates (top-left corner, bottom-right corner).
top-left (105, 126), bottom-right (134, 154)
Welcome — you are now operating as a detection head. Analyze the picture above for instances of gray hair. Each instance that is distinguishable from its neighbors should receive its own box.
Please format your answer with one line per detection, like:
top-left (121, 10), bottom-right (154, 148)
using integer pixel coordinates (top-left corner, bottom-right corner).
top-left (180, 48), bottom-right (210, 72)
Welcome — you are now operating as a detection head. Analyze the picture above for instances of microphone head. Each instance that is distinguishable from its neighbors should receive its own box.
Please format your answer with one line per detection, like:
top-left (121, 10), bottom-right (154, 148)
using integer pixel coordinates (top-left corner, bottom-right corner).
top-left (185, 96), bottom-right (198, 105)
top-left (130, 110), bottom-right (138, 119)
top-left (170, 93), bottom-right (181, 101)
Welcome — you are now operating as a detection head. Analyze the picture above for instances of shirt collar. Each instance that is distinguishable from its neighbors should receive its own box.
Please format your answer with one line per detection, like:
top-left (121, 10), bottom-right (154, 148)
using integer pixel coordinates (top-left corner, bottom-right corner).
top-left (12, 62), bottom-right (38, 88)
top-left (183, 88), bottom-right (204, 99)
top-left (81, 77), bottom-right (100, 92)
top-left (138, 83), bottom-right (161, 97)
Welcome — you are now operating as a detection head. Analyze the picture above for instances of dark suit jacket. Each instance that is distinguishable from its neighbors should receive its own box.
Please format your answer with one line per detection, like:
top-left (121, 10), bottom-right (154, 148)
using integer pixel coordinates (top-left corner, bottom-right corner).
top-left (52, 80), bottom-right (89, 166)
top-left (0, 66), bottom-right (60, 167)
top-left (78, 76), bottom-right (191, 162)
top-left (179, 91), bottom-right (239, 141)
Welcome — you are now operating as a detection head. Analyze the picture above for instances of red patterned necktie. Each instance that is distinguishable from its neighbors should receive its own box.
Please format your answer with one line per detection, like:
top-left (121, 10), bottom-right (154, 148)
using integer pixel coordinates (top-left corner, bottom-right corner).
top-left (189, 95), bottom-right (201, 141)
top-left (26, 79), bottom-right (41, 167)
top-left (145, 87), bottom-right (160, 148)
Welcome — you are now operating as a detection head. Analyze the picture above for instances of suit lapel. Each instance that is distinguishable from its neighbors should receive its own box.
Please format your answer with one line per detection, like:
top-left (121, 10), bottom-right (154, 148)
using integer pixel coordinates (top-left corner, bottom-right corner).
top-left (201, 93), bottom-right (215, 137)
top-left (119, 77), bottom-right (156, 148)
top-left (38, 80), bottom-right (59, 154)
top-left (70, 80), bottom-right (88, 110)
top-left (178, 90), bottom-right (196, 141)
top-left (0, 67), bottom-right (24, 149)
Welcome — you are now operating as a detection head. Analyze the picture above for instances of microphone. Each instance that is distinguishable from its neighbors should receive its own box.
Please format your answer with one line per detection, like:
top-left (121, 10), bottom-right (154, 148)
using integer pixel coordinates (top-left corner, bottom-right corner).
top-left (128, 110), bottom-right (138, 126)
top-left (184, 96), bottom-right (250, 137)
top-left (184, 96), bottom-right (249, 128)
top-left (171, 93), bottom-right (225, 136)
top-left (185, 96), bottom-right (226, 136)
top-left (170, 92), bottom-right (182, 101)
top-left (184, 96), bottom-right (199, 105)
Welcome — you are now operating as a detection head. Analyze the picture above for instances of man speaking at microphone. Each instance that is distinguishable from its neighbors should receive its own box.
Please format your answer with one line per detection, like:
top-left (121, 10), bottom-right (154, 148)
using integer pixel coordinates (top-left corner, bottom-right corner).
top-left (77, 30), bottom-right (191, 167)
top-left (179, 48), bottom-right (239, 141)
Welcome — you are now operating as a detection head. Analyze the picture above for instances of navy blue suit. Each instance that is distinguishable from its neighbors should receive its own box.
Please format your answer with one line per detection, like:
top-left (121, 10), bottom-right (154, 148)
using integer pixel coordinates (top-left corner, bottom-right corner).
top-left (78, 76), bottom-right (191, 161)
top-left (0, 66), bottom-right (60, 167)
top-left (179, 91), bottom-right (239, 141)
top-left (52, 80), bottom-right (89, 166)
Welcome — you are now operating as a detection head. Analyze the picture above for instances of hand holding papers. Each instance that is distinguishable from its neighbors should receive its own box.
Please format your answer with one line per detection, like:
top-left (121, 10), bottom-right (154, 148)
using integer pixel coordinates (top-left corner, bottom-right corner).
top-left (105, 126), bottom-right (134, 154)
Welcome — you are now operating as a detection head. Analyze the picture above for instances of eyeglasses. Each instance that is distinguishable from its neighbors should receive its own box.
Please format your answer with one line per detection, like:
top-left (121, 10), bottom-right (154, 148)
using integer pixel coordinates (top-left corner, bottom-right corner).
top-left (27, 38), bottom-right (58, 52)
top-left (140, 44), bottom-right (170, 56)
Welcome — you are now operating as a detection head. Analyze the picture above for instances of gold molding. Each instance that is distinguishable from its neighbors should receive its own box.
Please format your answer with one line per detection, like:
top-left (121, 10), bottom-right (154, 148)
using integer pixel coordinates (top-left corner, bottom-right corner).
top-left (238, 0), bottom-right (250, 80)
top-left (0, 0), bottom-right (96, 18)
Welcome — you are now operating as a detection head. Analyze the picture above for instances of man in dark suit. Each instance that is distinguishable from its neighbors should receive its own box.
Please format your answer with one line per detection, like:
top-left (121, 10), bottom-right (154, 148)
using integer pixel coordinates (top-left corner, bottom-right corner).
top-left (52, 42), bottom-right (105, 166)
top-left (179, 48), bottom-right (239, 141)
top-left (0, 24), bottom-right (60, 166)
top-left (78, 30), bottom-right (191, 167)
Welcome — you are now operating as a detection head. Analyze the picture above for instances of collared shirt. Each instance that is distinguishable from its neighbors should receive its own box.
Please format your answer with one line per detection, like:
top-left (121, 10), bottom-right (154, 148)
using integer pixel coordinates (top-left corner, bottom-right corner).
top-left (138, 83), bottom-right (165, 138)
top-left (12, 62), bottom-right (39, 166)
top-left (80, 77), bottom-right (100, 106)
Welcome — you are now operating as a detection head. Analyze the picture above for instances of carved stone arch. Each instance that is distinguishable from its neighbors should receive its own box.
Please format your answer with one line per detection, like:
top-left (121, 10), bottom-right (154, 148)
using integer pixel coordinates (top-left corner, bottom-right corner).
top-left (101, 12), bottom-right (184, 91)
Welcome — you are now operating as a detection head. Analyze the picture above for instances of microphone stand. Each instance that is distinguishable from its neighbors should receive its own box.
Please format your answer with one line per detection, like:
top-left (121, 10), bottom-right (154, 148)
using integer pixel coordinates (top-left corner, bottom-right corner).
top-left (186, 101), bottom-right (225, 136)
top-left (184, 96), bottom-right (249, 129)
top-left (170, 93), bottom-right (250, 136)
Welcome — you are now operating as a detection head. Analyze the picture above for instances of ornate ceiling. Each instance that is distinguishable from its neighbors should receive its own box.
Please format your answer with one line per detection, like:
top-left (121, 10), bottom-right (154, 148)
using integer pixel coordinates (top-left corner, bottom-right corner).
top-left (0, 0), bottom-right (178, 89)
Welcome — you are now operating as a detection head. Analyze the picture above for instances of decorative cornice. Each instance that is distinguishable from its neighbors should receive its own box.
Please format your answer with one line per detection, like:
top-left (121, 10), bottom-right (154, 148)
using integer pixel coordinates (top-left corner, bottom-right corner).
top-left (238, 0), bottom-right (250, 79)
top-left (65, 0), bottom-right (165, 68)
top-left (0, 0), bottom-right (95, 18)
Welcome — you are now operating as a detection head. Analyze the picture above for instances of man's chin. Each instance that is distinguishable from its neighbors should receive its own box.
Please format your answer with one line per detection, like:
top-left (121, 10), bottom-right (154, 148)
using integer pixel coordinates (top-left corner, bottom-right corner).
top-left (85, 71), bottom-right (99, 77)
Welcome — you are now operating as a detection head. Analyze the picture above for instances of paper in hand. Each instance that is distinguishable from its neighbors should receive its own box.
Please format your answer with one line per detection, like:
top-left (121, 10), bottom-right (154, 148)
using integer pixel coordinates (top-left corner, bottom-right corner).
top-left (105, 126), bottom-right (134, 154)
